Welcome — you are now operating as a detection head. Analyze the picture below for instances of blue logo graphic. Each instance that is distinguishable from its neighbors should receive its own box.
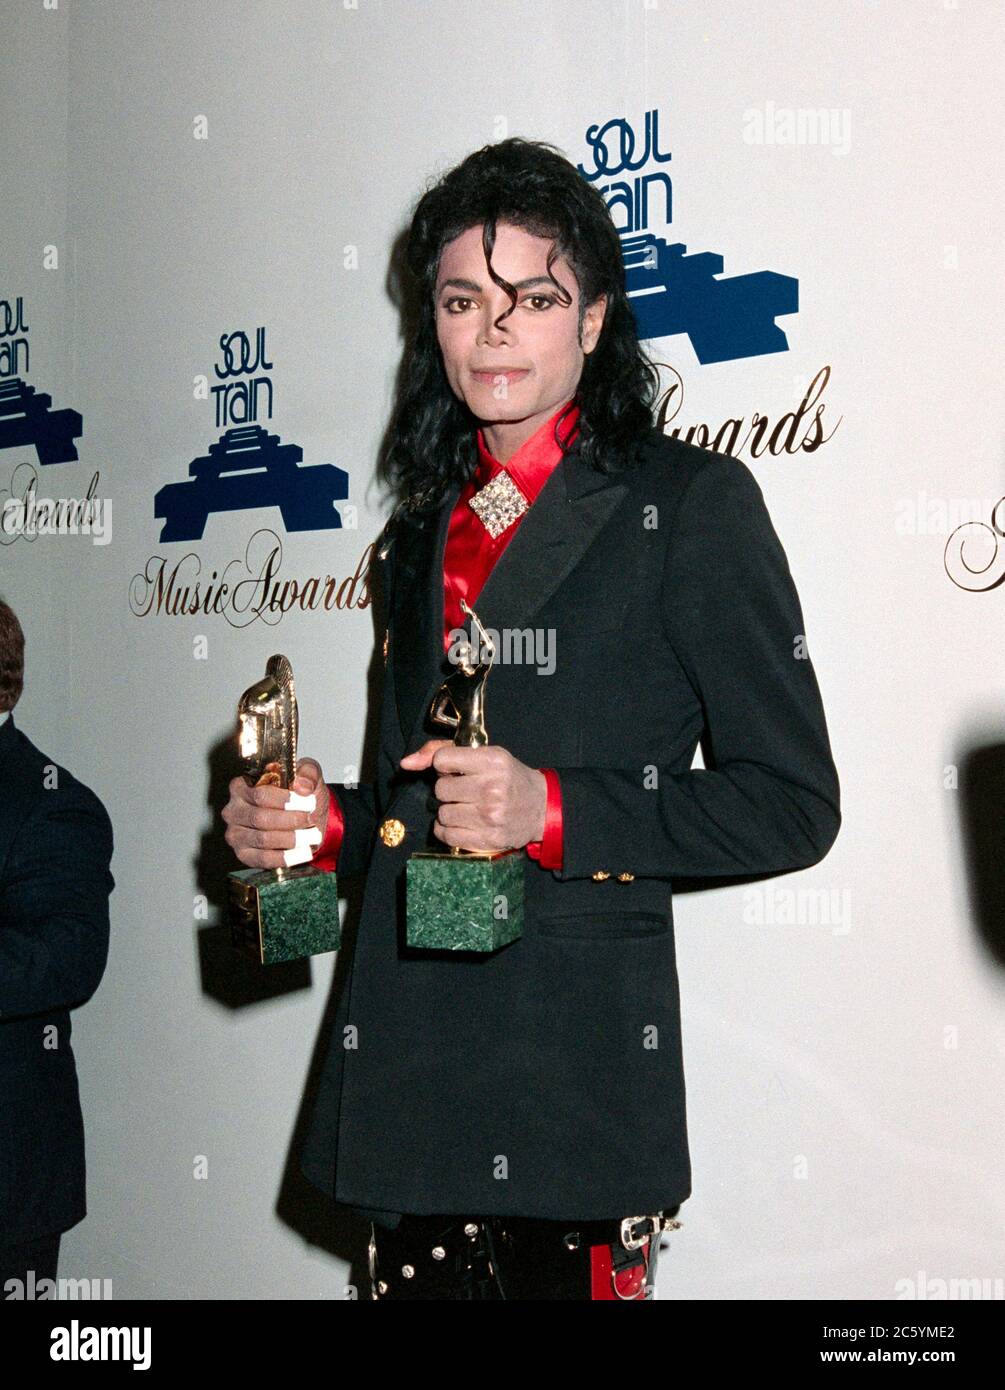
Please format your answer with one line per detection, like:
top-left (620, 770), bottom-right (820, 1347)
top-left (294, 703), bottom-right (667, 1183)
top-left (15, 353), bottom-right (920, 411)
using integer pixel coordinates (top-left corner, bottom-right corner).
top-left (154, 327), bottom-right (348, 542)
top-left (155, 424), bottom-right (349, 542)
top-left (579, 110), bottom-right (798, 363)
top-left (0, 297), bottom-right (83, 463)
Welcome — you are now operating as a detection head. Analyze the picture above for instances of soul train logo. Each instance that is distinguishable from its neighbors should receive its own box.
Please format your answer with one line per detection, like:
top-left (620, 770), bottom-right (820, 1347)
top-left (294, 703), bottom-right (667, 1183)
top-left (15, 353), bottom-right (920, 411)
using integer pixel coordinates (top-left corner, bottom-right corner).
top-left (129, 326), bottom-right (371, 627)
top-left (0, 295), bottom-right (83, 462)
top-left (583, 110), bottom-right (992, 595)
top-left (579, 109), bottom-right (840, 461)
top-left (0, 294), bottom-right (105, 546)
top-left (579, 109), bottom-right (797, 363)
top-left (153, 327), bottom-right (347, 540)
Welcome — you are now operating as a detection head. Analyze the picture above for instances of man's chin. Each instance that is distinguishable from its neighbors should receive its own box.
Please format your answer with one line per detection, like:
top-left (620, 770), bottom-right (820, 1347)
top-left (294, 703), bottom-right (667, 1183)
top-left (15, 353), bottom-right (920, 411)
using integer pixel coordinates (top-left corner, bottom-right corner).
top-left (461, 394), bottom-right (541, 427)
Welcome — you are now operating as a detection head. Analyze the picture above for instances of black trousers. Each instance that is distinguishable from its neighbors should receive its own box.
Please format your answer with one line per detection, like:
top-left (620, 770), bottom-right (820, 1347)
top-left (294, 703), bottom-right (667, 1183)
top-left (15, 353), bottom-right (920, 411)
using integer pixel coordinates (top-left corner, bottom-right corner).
top-left (0, 1232), bottom-right (61, 1297)
top-left (367, 1212), bottom-right (669, 1300)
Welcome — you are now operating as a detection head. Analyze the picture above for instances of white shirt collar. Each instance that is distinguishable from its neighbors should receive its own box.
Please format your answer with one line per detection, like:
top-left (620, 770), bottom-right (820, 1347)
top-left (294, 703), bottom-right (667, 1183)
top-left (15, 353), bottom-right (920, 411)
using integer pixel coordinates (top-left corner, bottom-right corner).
top-left (0, 711), bottom-right (9, 726)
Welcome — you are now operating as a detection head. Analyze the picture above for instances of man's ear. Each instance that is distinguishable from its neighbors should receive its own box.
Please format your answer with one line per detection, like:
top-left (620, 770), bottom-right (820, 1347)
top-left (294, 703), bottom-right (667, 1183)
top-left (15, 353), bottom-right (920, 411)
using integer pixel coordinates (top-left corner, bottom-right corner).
top-left (581, 294), bottom-right (608, 355)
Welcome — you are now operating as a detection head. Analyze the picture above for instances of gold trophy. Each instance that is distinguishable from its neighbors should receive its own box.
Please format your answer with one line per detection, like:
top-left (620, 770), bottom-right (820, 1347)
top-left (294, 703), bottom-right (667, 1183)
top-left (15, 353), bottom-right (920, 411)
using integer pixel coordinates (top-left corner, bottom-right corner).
top-left (227, 655), bottom-right (341, 964)
top-left (405, 601), bottom-right (523, 952)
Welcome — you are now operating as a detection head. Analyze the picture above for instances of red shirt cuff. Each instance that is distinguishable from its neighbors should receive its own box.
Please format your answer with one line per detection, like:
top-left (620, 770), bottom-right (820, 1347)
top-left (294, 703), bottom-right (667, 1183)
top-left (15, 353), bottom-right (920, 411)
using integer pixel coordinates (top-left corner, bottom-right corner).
top-left (312, 787), bottom-right (345, 873)
top-left (525, 768), bottom-right (563, 871)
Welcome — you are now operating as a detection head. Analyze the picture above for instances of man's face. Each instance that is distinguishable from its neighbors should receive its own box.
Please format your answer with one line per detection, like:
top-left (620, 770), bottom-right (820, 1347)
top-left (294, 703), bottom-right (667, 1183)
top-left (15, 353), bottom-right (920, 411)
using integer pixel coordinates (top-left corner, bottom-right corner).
top-left (434, 221), bottom-right (606, 451)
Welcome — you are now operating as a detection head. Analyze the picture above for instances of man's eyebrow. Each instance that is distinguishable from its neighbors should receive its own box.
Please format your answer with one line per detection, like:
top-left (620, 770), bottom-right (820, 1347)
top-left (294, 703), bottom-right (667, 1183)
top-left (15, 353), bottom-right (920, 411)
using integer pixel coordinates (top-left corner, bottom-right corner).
top-left (436, 275), bottom-right (558, 293)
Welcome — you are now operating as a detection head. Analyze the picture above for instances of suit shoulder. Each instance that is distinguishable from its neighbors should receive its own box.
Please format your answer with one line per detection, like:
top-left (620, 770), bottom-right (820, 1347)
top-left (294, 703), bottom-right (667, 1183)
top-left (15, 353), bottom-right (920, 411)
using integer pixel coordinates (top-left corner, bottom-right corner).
top-left (8, 729), bottom-right (112, 834)
top-left (635, 428), bottom-right (763, 511)
top-left (637, 427), bottom-right (751, 486)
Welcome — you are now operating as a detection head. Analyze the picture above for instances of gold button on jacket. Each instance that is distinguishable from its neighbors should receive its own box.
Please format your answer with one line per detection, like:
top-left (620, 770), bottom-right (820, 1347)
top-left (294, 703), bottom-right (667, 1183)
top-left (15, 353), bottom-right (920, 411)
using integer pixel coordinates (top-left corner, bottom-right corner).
top-left (379, 817), bottom-right (405, 847)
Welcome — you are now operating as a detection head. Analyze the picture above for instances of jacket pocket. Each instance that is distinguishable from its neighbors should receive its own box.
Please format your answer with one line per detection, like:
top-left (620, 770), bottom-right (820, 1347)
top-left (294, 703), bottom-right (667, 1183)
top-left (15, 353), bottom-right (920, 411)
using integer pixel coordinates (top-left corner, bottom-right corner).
top-left (531, 910), bottom-right (669, 940)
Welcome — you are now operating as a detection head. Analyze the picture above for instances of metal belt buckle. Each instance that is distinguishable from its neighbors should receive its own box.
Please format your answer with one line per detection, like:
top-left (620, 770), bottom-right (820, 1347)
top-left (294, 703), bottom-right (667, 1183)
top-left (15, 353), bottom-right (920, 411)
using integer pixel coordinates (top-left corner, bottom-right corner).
top-left (620, 1212), bottom-right (683, 1251)
top-left (620, 1214), bottom-right (659, 1251)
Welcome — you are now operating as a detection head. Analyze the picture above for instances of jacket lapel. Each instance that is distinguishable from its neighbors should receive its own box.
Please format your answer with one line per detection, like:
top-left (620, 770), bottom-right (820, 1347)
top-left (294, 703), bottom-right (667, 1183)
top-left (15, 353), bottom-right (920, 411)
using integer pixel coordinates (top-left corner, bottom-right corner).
top-left (391, 487), bottom-right (461, 750)
top-left (392, 435), bottom-right (630, 750)
top-left (0, 710), bottom-right (16, 761)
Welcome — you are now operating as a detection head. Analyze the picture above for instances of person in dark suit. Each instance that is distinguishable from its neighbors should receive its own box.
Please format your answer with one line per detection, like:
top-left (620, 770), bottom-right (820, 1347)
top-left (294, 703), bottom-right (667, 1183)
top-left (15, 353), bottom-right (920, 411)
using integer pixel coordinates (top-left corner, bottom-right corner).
top-left (0, 599), bottom-right (114, 1296)
top-left (223, 139), bottom-right (841, 1299)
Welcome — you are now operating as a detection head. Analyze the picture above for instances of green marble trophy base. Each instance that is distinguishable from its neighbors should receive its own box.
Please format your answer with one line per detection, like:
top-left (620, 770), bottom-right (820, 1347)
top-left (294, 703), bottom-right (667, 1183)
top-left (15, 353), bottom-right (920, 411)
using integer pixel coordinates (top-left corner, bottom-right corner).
top-left (405, 848), bottom-right (523, 952)
top-left (228, 864), bottom-right (341, 965)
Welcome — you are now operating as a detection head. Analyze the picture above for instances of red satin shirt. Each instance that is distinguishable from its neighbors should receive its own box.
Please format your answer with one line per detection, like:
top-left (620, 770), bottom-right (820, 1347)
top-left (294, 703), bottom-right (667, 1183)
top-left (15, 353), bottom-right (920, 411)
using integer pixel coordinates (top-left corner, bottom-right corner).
top-left (314, 399), bottom-right (577, 872)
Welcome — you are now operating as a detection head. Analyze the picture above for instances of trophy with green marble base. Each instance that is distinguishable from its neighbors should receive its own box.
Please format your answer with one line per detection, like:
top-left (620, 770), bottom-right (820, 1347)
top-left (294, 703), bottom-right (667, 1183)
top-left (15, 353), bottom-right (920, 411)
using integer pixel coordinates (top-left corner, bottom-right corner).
top-left (405, 601), bottom-right (523, 953)
top-left (227, 655), bottom-right (342, 965)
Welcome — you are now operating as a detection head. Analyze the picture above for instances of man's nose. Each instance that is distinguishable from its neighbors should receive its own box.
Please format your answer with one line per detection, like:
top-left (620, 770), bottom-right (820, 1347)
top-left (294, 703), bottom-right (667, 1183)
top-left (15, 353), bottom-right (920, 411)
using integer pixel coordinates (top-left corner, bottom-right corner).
top-left (476, 305), bottom-right (511, 347)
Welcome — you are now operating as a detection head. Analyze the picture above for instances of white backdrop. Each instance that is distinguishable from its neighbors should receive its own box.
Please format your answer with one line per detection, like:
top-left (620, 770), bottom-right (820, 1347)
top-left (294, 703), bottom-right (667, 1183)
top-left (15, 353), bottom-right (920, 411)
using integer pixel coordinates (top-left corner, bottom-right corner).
top-left (1, 0), bottom-right (1003, 1299)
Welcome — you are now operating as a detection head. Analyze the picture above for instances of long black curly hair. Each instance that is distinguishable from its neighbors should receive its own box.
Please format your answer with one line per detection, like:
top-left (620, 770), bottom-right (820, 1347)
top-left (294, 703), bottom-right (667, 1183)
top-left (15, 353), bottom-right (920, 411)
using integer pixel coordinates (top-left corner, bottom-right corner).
top-left (381, 137), bottom-right (659, 512)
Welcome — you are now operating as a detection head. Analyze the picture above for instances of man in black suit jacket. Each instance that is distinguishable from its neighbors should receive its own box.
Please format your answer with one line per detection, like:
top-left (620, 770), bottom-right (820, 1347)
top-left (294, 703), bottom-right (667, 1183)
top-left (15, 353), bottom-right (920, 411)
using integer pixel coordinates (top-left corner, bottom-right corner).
top-left (0, 600), bottom-right (114, 1296)
top-left (224, 139), bottom-right (840, 1298)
